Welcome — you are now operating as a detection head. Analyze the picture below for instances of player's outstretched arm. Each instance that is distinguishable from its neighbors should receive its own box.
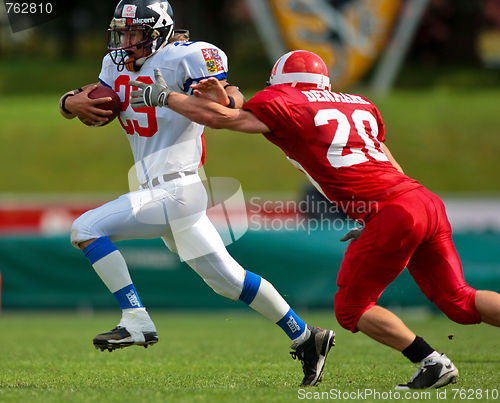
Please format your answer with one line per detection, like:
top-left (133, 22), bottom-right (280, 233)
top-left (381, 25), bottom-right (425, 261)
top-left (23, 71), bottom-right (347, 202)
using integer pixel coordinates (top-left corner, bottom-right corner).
top-left (192, 77), bottom-right (245, 109)
top-left (130, 69), bottom-right (269, 133)
top-left (223, 82), bottom-right (245, 108)
top-left (167, 90), bottom-right (268, 133)
top-left (191, 77), bottom-right (229, 105)
top-left (59, 84), bottom-right (113, 126)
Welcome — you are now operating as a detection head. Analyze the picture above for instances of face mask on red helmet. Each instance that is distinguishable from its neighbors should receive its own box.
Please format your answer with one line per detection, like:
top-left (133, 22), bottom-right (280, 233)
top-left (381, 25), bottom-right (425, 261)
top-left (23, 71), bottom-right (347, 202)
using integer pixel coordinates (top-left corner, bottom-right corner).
top-left (268, 50), bottom-right (331, 90)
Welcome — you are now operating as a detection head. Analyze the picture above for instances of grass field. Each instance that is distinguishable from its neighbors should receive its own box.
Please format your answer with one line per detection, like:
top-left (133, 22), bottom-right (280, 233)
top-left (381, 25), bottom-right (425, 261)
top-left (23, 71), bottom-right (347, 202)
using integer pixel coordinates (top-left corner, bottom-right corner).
top-left (0, 88), bottom-right (499, 196)
top-left (0, 311), bottom-right (498, 402)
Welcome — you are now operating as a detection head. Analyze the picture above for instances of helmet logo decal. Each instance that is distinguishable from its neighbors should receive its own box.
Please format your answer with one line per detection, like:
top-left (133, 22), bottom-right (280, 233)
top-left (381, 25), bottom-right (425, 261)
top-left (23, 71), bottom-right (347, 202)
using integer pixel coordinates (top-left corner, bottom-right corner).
top-left (122, 4), bottom-right (137, 18)
top-left (147, 3), bottom-right (174, 29)
top-left (132, 17), bottom-right (156, 24)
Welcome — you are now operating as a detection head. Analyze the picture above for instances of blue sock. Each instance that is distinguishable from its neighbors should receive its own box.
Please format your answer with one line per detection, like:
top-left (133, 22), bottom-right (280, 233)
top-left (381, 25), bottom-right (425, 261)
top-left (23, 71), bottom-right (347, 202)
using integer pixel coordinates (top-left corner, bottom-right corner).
top-left (82, 236), bottom-right (117, 264)
top-left (114, 284), bottom-right (143, 309)
top-left (82, 237), bottom-right (142, 309)
top-left (239, 271), bottom-right (306, 341)
top-left (276, 308), bottom-right (306, 340)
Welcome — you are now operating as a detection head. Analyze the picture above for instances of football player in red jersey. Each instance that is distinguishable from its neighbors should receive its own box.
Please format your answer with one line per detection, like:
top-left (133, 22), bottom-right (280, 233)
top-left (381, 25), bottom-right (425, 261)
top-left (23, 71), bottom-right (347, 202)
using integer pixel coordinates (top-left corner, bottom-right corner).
top-left (131, 50), bottom-right (500, 390)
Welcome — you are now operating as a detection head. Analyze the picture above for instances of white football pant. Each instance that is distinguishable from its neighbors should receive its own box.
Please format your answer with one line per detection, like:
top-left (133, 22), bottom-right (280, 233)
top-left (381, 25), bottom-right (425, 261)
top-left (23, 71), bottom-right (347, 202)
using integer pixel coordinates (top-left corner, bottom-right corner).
top-left (71, 174), bottom-right (245, 300)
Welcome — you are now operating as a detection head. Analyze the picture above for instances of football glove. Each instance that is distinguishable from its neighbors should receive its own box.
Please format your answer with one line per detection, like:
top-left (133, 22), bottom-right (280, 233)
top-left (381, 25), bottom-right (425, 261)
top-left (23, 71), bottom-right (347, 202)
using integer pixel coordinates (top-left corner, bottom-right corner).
top-left (340, 227), bottom-right (363, 242)
top-left (129, 68), bottom-right (172, 108)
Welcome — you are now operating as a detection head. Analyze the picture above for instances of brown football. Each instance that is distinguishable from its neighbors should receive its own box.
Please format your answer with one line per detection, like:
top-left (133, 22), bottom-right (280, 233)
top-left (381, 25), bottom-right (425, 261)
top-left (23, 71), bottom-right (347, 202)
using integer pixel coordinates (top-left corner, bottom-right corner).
top-left (79, 85), bottom-right (121, 127)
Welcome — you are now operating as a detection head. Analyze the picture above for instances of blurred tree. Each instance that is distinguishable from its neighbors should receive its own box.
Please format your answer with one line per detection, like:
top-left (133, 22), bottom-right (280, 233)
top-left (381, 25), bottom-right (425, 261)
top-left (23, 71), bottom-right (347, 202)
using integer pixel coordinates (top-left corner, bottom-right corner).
top-left (409, 0), bottom-right (482, 64)
top-left (43, 0), bottom-right (116, 59)
top-left (34, 0), bottom-right (232, 58)
top-left (169, 0), bottom-right (233, 49)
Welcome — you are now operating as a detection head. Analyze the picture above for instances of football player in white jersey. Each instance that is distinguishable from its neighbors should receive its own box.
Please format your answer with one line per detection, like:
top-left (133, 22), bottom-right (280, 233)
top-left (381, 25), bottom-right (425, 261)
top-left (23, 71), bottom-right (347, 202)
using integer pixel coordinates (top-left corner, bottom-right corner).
top-left (58, 0), bottom-right (335, 386)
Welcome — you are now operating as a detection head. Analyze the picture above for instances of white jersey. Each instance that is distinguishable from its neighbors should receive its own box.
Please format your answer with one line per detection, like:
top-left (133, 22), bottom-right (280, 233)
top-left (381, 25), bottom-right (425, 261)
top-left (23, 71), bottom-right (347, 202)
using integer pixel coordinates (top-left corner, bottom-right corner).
top-left (99, 41), bottom-right (229, 184)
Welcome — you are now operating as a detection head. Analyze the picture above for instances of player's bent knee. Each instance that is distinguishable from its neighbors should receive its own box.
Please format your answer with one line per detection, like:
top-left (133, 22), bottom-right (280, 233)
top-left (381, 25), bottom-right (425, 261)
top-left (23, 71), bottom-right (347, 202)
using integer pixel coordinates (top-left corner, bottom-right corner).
top-left (70, 215), bottom-right (98, 249)
top-left (435, 288), bottom-right (481, 325)
top-left (334, 306), bottom-right (363, 333)
top-left (70, 218), bottom-right (85, 248)
top-left (334, 292), bottom-right (368, 333)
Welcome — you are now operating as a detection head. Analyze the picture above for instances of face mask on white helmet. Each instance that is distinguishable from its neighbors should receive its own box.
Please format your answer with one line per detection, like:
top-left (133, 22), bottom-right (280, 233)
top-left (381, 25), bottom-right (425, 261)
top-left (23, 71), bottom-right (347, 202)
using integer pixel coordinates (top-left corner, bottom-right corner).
top-left (108, 0), bottom-right (174, 72)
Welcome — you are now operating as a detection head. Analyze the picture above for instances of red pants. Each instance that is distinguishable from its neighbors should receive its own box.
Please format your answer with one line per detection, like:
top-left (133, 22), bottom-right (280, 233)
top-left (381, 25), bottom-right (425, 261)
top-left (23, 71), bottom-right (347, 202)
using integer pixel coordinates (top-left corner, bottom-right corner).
top-left (334, 187), bottom-right (481, 332)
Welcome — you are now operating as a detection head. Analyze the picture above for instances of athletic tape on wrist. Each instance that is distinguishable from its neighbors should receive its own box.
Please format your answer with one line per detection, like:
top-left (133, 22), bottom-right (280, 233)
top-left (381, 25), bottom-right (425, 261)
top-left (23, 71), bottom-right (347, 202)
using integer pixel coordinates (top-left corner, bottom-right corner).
top-left (60, 93), bottom-right (75, 114)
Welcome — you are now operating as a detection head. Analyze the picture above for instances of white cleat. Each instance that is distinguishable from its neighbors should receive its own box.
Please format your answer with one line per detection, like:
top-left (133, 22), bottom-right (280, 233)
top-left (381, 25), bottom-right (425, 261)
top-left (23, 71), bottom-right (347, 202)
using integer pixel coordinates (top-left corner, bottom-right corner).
top-left (395, 354), bottom-right (458, 390)
top-left (93, 308), bottom-right (158, 352)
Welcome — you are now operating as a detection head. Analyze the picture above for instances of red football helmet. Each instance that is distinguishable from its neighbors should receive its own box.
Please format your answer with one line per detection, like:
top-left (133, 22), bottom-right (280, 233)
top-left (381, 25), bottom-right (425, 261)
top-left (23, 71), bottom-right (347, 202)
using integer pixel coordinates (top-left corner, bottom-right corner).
top-left (268, 50), bottom-right (331, 89)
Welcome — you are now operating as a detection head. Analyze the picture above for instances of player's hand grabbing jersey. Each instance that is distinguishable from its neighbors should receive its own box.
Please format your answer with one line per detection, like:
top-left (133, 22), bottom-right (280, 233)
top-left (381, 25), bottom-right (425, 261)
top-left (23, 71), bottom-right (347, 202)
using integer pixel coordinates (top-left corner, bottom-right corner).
top-left (99, 41), bottom-right (229, 184)
top-left (243, 84), bottom-right (422, 221)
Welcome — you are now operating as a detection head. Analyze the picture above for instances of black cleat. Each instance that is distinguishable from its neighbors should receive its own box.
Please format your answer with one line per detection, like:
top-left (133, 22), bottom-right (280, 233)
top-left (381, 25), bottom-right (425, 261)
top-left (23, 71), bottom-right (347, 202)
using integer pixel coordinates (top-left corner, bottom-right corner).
top-left (395, 354), bottom-right (459, 390)
top-left (290, 325), bottom-right (335, 386)
top-left (93, 326), bottom-right (159, 352)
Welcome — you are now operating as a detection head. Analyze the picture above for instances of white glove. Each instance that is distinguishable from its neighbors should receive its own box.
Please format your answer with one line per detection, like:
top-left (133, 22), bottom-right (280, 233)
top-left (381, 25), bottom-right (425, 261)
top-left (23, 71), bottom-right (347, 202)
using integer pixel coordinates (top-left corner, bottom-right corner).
top-left (129, 68), bottom-right (172, 108)
top-left (340, 227), bottom-right (363, 242)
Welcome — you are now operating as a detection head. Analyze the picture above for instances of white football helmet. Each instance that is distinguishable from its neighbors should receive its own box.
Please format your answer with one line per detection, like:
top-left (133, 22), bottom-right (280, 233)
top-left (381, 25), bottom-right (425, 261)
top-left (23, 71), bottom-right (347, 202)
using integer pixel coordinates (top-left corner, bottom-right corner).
top-left (108, 0), bottom-right (175, 72)
top-left (268, 50), bottom-right (331, 90)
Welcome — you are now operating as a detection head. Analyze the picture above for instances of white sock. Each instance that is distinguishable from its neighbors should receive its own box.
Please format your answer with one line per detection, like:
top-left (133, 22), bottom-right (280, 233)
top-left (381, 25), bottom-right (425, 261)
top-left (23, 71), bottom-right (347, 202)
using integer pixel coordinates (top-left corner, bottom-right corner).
top-left (291, 327), bottom-right (311, 349)
top-left (92, 250), bottom-right (133, 293)
top-left (249, 278), bottom-right (291, 322)
top-left (119, 307), bottom-right (156, 333)
top-left (243, 275), bottom-right (307, 342)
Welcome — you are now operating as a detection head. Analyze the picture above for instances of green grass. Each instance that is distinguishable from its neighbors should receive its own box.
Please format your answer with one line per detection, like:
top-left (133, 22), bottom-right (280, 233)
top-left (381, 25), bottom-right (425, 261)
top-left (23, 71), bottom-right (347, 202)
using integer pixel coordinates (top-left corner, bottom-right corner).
top-left (0, 89), bottom-right (499, 195)
top-left (0, 311), bottom-right (498, 402)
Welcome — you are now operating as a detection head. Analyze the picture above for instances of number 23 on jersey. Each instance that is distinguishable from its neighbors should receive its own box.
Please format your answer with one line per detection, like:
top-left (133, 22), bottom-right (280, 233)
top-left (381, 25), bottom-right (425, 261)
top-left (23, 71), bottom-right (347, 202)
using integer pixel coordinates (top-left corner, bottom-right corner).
top-left (115, 75), bottom-right (158, 137)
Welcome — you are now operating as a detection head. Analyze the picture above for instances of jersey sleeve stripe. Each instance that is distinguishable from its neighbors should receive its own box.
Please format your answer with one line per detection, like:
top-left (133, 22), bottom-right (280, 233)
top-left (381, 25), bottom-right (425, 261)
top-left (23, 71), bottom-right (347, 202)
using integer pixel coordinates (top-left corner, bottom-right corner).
top-left (182, 72), bottom-right (228, 93)
top-left (99, 78), bottom-right (112, 88)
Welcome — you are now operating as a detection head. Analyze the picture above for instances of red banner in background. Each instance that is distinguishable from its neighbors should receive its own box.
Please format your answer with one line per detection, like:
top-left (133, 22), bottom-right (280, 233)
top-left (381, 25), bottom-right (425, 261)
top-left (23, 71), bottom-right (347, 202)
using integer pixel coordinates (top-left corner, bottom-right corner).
top-left (1, 198), bottom-right (500, 234)
top-left (0, 203), bottom-right (94, 234)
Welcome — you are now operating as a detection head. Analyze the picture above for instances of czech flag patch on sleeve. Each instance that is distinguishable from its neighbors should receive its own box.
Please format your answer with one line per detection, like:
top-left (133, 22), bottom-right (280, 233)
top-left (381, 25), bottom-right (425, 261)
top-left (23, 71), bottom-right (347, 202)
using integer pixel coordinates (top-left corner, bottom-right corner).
top-left (201, 48), bottom-right (225, 74)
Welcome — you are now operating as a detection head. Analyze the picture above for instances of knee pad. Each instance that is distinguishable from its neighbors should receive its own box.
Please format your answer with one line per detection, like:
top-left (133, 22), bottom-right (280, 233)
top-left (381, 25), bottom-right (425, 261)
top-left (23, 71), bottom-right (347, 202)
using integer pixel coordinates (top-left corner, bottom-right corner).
top-left (434, 287), bottom-right (481, 325)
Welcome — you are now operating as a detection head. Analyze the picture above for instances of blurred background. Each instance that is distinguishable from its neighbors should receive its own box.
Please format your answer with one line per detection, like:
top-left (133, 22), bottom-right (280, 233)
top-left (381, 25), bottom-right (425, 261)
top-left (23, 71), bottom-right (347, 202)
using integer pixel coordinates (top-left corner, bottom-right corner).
top-left (0, 0), bottom-right (499, 312)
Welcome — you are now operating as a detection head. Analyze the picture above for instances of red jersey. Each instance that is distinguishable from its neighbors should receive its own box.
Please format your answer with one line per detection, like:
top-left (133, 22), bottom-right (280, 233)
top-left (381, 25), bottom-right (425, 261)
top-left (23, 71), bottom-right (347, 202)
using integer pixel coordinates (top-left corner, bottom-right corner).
top-left (243, 84), bottom-right (421, 221)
